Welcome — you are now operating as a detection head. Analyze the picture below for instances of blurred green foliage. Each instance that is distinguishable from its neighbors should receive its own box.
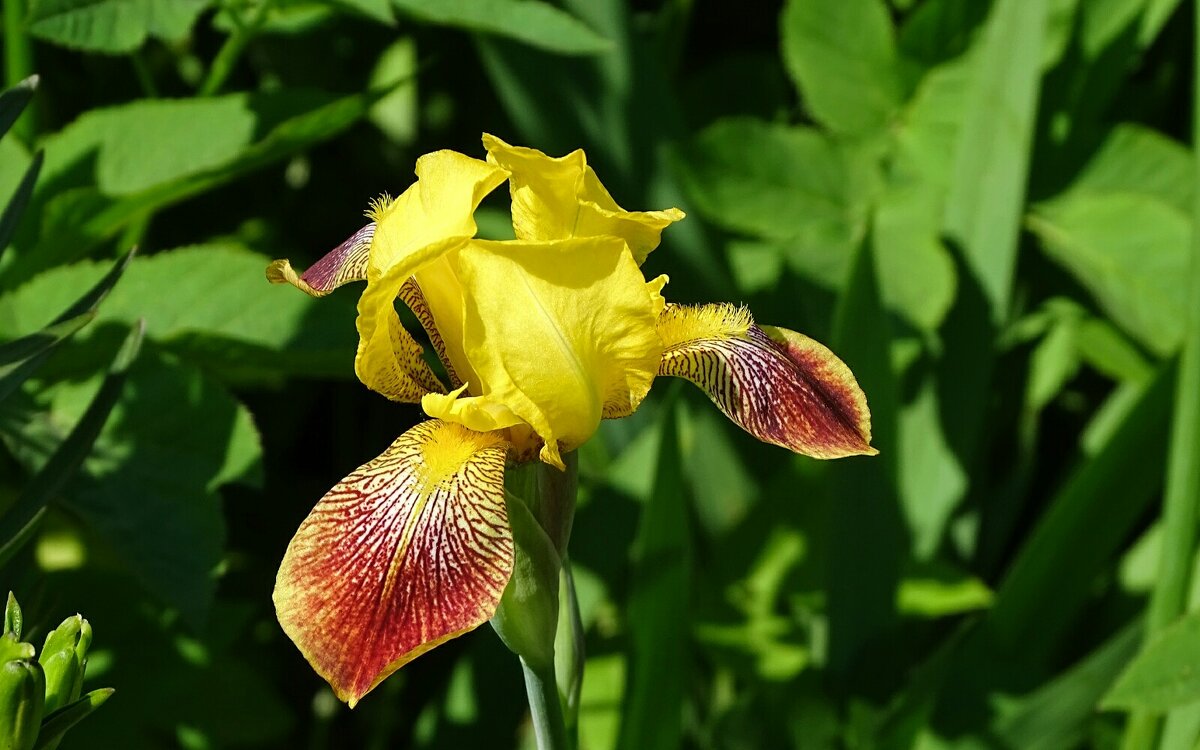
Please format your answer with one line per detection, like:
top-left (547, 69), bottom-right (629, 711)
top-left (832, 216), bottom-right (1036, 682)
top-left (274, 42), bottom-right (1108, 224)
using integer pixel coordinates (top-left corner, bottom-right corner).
top-left (1, 0), bottom-right (1199, 748)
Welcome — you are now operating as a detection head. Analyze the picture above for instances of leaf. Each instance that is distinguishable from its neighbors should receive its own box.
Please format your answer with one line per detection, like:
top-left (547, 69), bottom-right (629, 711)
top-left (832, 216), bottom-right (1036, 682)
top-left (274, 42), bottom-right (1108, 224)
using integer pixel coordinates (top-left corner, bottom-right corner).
top-left (780, 0), bottom-right (907, 135)
top-left (0, 350), bottom-right (260, 625)
top-left (0, 322), bottom-right (143, 568)
top-left (1104, 614), bottom-right (1200, 711)
top-left (992, 624), bottom-right (1141, 750)
top-left (1029, 193), bottom-right (1190, 356)
top-left (0, 150), bottom-right (43, 259)
top-left (872, 181), bottom-right (957, 330)
top-left (332, 0), bottom-right (393, 24)
top-left (33, 688), bottom-right (115, 750)
top-left (0, 245), bottom-right (356, 383)
top-left (618, 395), bottom-right (688, 750)
top-left (1064, 124), bottom-right (1191, 214)
top-left (942, 0), bottom-right (1050, 321)
top-left (390, 0), bottom-right (611, 56)
top-left (674, 117), bottom-right (875, 255)
top-left (26, 0), bottom-right (209, 54)
top-left (0, 250), bottom-right (131, 402)
top-left (0, 76), bottom-right (38, 142)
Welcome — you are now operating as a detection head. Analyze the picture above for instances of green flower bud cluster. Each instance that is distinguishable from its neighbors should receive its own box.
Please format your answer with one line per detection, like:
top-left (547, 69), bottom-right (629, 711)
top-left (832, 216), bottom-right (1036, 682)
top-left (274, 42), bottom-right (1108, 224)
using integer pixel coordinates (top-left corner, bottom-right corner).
top-left (0, 593), bottom-right (113, 750)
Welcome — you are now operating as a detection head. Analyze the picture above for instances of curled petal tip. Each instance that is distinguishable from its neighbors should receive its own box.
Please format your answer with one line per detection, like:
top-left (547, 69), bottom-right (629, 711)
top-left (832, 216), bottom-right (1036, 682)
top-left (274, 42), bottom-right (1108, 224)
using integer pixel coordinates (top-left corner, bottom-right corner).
top-left (658, 305), bottom-right (875, 460)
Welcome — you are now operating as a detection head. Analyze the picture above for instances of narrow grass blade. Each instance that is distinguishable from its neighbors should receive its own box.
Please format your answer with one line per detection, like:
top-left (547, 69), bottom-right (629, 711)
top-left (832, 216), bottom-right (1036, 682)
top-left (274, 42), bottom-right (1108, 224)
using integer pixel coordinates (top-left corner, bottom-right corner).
top-left (0, 312), bottom-right (95, 403)
top-left (32, 688), bottom-right (115, 750)
top-left (826, 234), bottom-right (903, 689)
top-left (618, 392), bottom-right (688, 750)
top-left (0, 149), bottom-right (43, 257)
top-left (943, 0), bottom-right (1048, 321)
top-left (0, 75), bottom-right (37, 141)
top-left (1122, 3), bottom-right (1200, 744)
top-left (0, 321), bottom-right (144, 568)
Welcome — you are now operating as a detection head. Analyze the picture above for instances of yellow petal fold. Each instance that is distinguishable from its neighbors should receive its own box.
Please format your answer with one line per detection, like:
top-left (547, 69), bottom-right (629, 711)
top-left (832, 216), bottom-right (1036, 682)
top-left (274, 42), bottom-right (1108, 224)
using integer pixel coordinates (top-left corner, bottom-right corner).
top-left (482, 134), bottom-right (684, 264)
top-left (423, 236), bottom-right (663, 469)
top-left (274, 420), bottom-right (512, 707)
top-left (657, 304), bottom-right (876, 458)
top-left (355, 151), bottom-right (509, 402)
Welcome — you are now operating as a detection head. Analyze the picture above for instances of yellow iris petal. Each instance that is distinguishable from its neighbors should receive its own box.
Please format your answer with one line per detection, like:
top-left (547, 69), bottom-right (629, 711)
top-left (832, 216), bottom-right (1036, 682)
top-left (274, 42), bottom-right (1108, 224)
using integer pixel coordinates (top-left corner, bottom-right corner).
top-left (355, 151), bottom-right (508, 401)
top-left (481, 133), bottom-right (685, 264)
top-left (422, 236), bottom-right (664, 469)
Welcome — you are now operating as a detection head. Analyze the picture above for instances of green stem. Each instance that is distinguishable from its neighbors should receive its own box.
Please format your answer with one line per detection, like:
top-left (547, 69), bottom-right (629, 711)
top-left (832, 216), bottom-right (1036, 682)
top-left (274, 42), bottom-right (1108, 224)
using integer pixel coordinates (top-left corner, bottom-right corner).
top-left (1121, 3), bottom-right (1200, 747)
top-left (3, 0), bottom-right (35, 143)
top-left (199, 0), bottom-right (277, 96)
top-left (521, 657), bottom-right (571, 750)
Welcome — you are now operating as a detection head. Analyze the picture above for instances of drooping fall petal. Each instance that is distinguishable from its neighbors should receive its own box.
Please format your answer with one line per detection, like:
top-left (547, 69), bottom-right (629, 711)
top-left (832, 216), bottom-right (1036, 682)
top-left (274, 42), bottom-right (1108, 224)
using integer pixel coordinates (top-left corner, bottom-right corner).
top-left (274, 420), bottom-right (512, 707)
top-left (267, 223), bottom-right (376, 296)
top-left (356, 151), bottom-right (508, 402)
top-left (657, 304), bottom-right (876, 458)
top-left (481, 134), bottom-right (684, 264)
top-left (422, 236), bottom-right (664, 469)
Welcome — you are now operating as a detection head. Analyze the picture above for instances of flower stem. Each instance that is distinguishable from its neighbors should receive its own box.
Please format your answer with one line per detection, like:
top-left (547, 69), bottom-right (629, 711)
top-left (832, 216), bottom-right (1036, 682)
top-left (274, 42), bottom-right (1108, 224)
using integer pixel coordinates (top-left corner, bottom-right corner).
top-left (199, 0), bottom-right (277, 96)
top-left (521, 656), bottom-right (571, 750)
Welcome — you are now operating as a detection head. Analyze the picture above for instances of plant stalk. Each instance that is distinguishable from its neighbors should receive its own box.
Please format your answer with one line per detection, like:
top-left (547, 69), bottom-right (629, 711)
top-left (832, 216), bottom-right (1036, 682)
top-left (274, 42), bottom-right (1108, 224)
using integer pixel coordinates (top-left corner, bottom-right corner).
top-left (1121, 2), bottom-right (1200, 747)
top-left (199, 0), bottom-right (277, 96)
top-left (521, 656), bottom-right (570, 750)
top-left (3, 0), bottom-right (35, 143)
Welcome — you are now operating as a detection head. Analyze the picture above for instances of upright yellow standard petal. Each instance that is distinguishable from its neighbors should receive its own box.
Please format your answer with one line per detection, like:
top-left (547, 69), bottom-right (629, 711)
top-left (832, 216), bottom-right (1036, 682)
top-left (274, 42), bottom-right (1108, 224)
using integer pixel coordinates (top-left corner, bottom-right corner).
top-left (482, 134), bottom-right (684, 264)
top-left (274, 420), bottom-right (512, 708)
top-left (355, 151), bottom-right (508, 401)
top-left (422, 236), bottom-right (663, 469)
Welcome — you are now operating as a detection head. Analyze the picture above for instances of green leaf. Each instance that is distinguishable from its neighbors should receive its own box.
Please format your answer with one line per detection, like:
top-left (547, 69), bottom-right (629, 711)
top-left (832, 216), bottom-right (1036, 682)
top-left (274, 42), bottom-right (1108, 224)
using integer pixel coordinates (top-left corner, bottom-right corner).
top-left (872, 181), bottom-right (957, 330)
top-left (26, 0), bottom-right (209, 53)
top-left (0, 150), bottom-right (43, 260)
top-left (780, 0), bottom-right (906, 135)
top-left (0, 322), bottom-right (143, 569)
top-left (0, 76), bottom-right (38, 143)
top-left (0, 349), bottom-right (258, 625)
top-left (1104, 614), bottom-right (1200, 711)
top-left (1029, 193), bottom-right (1190, 356)
top-left (0, 245), bottom-right (356, 384)
top-left (33, 688), bottom-right (114, 750)
top-left (332, 0), bottom-right (393, 23)
top-left (618, 395), bottom-right (688, 750)
top-left (992, 624), bottom-right (1141, 750)
top-left (390, 0), bottom-right (611, 56)
top-left (675, 117), bottom-right (874, 257)
top-left (0, 313), bottom-right (95, 403)
top-left (897, 563), bottom-right (993, 618)
top-left (1064, 124), bottom-right (1192, 214)
top-left (943, 0), bottom-right (1049, 321)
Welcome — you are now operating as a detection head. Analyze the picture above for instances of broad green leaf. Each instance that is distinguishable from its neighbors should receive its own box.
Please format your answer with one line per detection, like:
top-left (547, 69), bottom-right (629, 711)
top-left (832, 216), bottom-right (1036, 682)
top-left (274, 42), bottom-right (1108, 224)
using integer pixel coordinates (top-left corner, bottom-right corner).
top-left (579, 655), bottom-right (625, 750)
top-left (391, 0), bottom-right (611, 56)
top-left (9, 85), bottom-right (393, 285)
top-left (1065, 125), bottom-right (1191, 214)
top-left (892, 57), bottom-right (972, 189)
top-left (872, 182), bottom-right (957, 330)
top-left (618, 396), bottom-right (688, 750)
top-left (780, 0), bottom-right (906, 134)
top-left (898, 0), bottom-right (989, 66)
top-left (897, 565), bottom-right (992, 618)
top-left (0, 351), bottom-right (260, 624)
top-left (675, 117), bottom-right (874, 252)
top-left (26, 0), bottom-right (209, 54)
top-left (1029, 193), bottom-right (1190, 356)
top-left (333, 0), bottom-right (392, 23)
top-left (992, 624), bottom-right (1141, 749)
top-left (0, 322), bottom-right (143, 568)
top-left (897, 376), bottom-right (966, 559)
top-left (1104, 614), bottom-right (1200, 711)
top-left (0, 245), bottom-right (356, 383)
top-left (943, 0), bottom-right (1049, 321)
top-left (368, 37), bottom-right (418, 144)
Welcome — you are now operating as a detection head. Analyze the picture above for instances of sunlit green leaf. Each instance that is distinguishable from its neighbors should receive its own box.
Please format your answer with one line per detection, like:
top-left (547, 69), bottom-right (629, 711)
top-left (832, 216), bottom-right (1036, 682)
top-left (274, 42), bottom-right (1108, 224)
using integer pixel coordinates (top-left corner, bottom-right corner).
top-left (26, 0), bottom-right (209, 53)
top-left (391, 0), bottom-right (610, 56)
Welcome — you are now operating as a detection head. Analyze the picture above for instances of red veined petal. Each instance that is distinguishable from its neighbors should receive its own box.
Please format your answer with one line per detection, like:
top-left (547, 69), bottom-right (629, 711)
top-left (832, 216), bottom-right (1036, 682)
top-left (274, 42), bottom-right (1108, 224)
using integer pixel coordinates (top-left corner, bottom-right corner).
top-left (657, 304), bottom-right (876, 458)
top-left (274, 420), bottom-right (513, 706)
top-left (267, 223), bottom-right (376, 296)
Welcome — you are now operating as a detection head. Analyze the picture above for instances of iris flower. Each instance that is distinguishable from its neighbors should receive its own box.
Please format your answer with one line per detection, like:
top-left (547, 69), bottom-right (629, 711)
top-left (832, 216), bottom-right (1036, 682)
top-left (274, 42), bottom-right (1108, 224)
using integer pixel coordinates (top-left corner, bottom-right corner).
top-left (267, 135), bottom-right (875, 707)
